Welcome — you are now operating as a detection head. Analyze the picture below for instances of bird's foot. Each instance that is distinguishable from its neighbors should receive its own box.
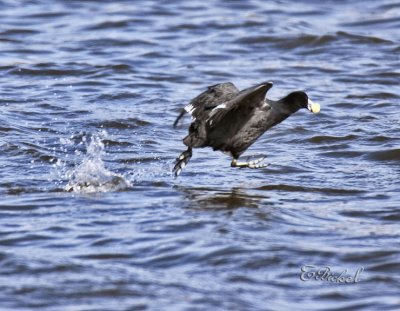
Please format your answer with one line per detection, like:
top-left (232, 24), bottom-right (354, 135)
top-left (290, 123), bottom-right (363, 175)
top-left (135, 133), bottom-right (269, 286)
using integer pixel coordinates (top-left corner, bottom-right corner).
top-left (231, 156), bottom-right (268, 169)
top-left (173, 148), bottom-right (192, 177)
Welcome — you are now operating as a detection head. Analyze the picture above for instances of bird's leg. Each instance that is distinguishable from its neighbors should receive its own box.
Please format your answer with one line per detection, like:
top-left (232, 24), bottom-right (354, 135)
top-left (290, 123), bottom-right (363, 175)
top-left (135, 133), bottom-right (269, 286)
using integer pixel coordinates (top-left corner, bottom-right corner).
top-left (231, 156), bottom-right (268, 169)
top-left (173, 147), bottom-right (192, 177)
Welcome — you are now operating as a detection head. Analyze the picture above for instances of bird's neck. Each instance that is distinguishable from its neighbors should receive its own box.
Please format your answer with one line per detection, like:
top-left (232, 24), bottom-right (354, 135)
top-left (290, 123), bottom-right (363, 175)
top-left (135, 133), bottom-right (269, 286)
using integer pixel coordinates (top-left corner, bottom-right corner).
top-left (266, 99), bottom-right (293, 116)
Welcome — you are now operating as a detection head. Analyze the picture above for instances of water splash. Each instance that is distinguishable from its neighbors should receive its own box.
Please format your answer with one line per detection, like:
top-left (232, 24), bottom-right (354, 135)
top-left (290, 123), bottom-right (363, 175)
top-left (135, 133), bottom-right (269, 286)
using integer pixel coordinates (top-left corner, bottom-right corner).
top-left (57, 131), bottom-right (131, 193)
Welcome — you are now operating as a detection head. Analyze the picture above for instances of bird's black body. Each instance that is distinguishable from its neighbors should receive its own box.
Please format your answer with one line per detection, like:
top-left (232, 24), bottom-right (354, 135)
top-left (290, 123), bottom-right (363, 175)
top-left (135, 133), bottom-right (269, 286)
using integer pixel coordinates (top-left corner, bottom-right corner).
top-left (173, 82), bottom-right (318, 176)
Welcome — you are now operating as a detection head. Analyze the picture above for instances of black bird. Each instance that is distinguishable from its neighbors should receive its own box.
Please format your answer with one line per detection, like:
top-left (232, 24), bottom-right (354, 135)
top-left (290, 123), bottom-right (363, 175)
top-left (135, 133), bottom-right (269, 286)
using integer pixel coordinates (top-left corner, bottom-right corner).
top-left (173, 82), bottom-right (320, 177)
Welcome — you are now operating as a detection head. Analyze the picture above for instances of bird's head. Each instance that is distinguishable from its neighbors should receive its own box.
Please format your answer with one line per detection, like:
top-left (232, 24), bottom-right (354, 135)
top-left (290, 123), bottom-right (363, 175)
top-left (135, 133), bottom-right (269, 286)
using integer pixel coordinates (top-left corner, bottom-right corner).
top-left (283, 91), bottom-right (320, 114)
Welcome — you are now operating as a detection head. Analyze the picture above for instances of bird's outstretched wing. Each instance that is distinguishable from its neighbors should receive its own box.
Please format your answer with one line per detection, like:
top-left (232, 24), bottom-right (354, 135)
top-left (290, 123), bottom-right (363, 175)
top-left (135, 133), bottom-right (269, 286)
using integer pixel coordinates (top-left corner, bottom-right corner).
top-left (207, 82), bottom-right (273, 127)
top-left (173, 82), bottom-right (239, 127)
top-left (185, 82), bottom-right (239, 120)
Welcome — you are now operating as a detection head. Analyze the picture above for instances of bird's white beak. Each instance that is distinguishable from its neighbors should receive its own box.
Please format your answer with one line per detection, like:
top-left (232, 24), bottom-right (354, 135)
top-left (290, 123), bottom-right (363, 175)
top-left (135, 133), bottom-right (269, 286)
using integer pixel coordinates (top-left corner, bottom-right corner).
top-left (307, 98), bottom-right (320, 114)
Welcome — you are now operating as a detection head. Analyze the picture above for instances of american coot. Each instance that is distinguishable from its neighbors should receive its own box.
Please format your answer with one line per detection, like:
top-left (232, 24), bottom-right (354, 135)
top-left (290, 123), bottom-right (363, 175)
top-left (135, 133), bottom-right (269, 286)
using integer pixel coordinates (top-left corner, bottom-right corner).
top-left (173, 82), bottom-right (320, 177)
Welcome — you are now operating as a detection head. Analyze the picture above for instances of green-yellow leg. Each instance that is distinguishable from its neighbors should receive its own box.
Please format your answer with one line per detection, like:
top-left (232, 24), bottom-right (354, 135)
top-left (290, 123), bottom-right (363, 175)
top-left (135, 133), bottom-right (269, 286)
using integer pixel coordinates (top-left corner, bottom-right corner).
top-left (231, 157), bottom-right (268, 169)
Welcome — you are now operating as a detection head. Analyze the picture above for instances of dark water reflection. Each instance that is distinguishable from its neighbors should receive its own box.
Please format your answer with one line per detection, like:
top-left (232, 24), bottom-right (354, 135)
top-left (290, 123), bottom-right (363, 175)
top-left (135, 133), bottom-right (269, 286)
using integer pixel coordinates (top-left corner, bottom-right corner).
top-left (0, 0), bottom-right (400, 310)
top-left (178, 187), bottom-right (267, 209)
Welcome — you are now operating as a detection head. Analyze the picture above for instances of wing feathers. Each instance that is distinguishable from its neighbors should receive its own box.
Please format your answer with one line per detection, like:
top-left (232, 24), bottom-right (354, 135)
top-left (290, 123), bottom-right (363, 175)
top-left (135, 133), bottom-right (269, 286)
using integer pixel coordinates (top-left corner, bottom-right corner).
top-left (207, 82), bottom-right (273, 127)
top-left (186, 82), bottom-right (239, 119)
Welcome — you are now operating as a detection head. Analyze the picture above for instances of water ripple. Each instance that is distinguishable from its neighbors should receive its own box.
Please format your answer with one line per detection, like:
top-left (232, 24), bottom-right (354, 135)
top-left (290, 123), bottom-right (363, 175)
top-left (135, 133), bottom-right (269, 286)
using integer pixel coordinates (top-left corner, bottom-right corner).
top-left (0, 0), bottom-right (399, 310)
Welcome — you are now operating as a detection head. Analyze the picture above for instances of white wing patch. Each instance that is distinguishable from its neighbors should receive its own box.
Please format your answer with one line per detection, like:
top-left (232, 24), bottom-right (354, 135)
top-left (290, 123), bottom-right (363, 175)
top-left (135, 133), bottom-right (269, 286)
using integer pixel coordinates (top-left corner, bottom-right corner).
top-left (185, 101), bottom-right (228, 123)
top-left (206, 101), bottom-right (229, 126)
top-left (208, 102), bottom-right (227, 118)
top-left (184, 103), bottom-right (195, 115)
top-left (213, 103), bottom-right (226, 110)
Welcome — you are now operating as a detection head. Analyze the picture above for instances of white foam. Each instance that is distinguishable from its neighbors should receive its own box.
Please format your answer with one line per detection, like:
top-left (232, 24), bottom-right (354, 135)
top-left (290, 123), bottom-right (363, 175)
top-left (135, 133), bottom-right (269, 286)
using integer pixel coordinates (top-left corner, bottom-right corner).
top-left (58, 131), bottom-right (130, 193)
